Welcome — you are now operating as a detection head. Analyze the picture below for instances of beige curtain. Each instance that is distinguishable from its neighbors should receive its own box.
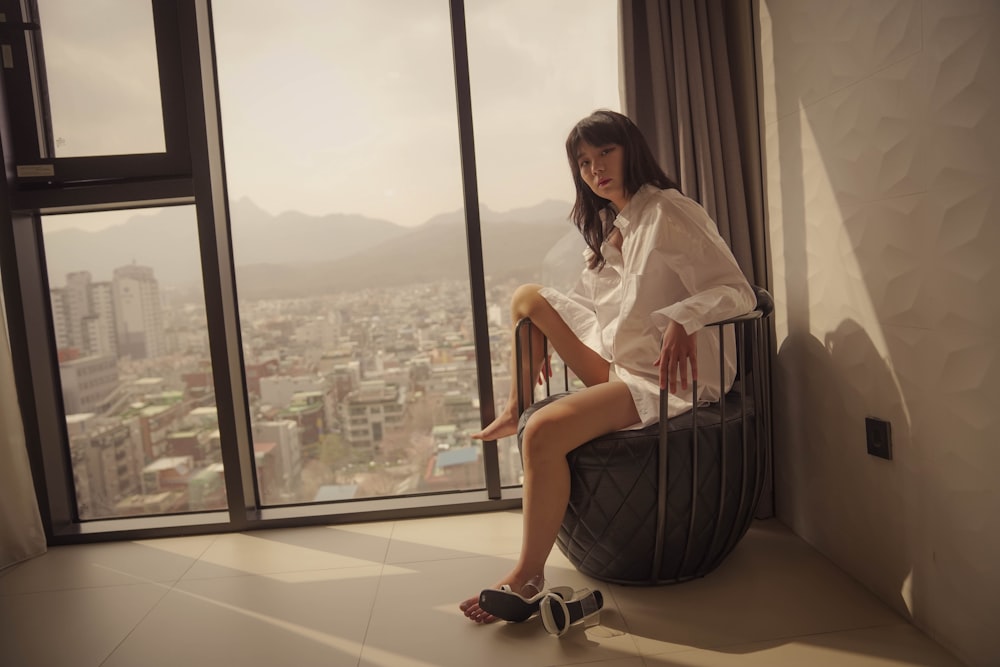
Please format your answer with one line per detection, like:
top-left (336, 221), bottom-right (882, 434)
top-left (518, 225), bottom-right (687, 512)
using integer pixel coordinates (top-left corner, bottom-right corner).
top-left (620, 0), bottom-right (773, 517)
top-left (0, 271), bottom-right (46, 571)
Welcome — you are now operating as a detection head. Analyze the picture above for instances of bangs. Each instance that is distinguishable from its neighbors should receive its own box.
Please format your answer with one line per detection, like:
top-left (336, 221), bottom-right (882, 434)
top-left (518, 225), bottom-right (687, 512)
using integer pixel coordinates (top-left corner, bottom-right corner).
top-left (569, 116), bottom-right (623, 155)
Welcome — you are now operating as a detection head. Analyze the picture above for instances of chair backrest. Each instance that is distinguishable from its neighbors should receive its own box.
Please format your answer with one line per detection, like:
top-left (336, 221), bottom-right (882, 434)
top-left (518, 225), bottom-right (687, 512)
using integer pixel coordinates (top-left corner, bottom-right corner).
top-left (515, 286), bottom-right (773, 412)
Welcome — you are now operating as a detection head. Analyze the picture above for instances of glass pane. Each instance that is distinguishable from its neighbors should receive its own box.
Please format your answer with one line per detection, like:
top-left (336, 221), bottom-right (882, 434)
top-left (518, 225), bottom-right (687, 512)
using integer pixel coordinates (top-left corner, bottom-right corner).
top-left (466, 0), bottom-right (620, 485)
top-left (43, 208), bottom-right (225, 519)
top-left (36, 0), bottom-right (165, 157)
top-left (213, 0), bottom-right (484, 504)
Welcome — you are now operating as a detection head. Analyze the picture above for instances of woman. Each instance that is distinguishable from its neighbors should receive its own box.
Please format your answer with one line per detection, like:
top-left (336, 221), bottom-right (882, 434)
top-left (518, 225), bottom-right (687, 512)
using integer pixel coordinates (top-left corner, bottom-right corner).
top-left (460, 109), bottom-right (755, 625)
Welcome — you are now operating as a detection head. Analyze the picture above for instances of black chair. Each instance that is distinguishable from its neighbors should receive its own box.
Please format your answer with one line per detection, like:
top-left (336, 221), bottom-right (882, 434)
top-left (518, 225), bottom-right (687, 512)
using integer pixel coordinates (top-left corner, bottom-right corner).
top-left (516, 286), bottom-right (773, 585)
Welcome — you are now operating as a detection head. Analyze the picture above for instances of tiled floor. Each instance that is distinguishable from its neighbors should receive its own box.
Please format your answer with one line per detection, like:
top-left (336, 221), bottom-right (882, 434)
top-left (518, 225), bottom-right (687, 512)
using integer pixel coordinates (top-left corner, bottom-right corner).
top-left (0, 513), bottom-right (963, 667)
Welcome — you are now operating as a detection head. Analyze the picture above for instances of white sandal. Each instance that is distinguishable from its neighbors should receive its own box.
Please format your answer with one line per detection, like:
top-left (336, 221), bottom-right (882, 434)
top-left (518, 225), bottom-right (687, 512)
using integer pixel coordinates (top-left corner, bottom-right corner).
top-left (540, 588), bottom-right (604, 637)
top-left (478, 576), bottom-right (574, 622)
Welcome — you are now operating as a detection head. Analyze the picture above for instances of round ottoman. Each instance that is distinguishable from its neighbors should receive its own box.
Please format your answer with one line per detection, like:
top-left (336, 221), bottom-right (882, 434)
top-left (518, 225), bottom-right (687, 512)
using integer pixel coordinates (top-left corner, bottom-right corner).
top-left (519, 388), bottom-right (764, 585)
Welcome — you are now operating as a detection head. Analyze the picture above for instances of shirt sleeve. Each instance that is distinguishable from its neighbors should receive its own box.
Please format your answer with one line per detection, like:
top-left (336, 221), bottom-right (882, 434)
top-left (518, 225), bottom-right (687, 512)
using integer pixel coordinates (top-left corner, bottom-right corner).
top-left (537, 252), bottom-right (608, 359)
top-left (648, 196), bottom-right (756, 335)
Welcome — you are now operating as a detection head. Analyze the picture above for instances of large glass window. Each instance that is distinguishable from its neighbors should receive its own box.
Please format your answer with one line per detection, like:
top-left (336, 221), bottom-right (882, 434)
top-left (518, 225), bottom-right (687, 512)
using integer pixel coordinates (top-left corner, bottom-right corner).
top-left (213, 0), bottom-right (486, 504)
top-left (3, 0), bottom-right (621, 532)
top-left (42, 208), bottom-right (225, 519)
top-left (35, 0), bottom-right (166, 157)
top-left (466, 0), bottom-right (620, 485)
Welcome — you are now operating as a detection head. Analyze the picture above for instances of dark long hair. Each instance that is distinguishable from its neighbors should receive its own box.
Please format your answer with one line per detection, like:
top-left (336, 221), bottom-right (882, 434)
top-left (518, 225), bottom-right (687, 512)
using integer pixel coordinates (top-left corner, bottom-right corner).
top-left (565, 110), bottom-right (679, 269)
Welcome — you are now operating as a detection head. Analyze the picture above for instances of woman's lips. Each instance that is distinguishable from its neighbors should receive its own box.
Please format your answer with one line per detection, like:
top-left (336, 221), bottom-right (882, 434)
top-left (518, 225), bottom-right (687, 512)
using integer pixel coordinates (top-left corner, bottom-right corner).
top-left (598, 178), bottom-right (611, 187)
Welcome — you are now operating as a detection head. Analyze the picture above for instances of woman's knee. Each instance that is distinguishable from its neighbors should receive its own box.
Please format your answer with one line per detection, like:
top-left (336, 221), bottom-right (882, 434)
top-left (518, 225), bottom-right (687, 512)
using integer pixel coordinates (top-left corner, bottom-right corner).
top-left (511, 283), bottom-right (545, 320)
top-left (520, 411), bottom-right (568, 466)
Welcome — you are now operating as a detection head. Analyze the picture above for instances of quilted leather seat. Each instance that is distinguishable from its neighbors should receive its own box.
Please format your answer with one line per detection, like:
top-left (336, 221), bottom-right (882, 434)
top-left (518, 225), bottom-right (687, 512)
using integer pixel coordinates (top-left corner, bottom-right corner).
top-left (516, 287), bottom-right (773, 585)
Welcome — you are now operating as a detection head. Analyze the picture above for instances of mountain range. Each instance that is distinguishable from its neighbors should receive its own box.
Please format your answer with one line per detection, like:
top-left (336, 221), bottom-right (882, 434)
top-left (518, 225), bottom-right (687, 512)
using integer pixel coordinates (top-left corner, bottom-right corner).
top-left (41, 198), bottom-right (580, 300)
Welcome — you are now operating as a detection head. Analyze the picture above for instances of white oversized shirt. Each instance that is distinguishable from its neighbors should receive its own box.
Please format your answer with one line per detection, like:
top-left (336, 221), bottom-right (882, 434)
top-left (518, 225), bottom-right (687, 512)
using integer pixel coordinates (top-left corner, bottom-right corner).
top-left (539, 185), bottom-right (756, 428)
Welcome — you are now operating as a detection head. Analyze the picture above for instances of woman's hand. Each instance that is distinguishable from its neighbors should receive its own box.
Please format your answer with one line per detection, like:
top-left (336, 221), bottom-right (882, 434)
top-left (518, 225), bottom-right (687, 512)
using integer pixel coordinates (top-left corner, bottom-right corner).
top-left (654, 320), bottom-right (698, 393)
top-left (537, 354), bottom-right (553, 385)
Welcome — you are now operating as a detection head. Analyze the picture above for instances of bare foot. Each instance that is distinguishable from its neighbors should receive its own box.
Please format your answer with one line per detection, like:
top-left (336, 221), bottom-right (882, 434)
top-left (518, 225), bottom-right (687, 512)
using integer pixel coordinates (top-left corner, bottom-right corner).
top-left (459, 573), bottom-right (544, 624)
top-left (471, 403), bottom-right (519, 441)
top-left (459, 594), bottom-right (499, 624)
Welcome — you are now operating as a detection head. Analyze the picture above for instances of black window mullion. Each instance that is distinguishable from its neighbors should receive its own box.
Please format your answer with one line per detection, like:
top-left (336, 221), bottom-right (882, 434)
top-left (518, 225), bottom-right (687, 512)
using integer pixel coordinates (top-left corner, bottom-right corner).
top-left (3, 209), bottom-right (79, 537)
top-left (176, 0), bottom-right (257, 527)
top-left (448, 0), bottom-right (501, 500)
top-left (152, 0), bottom-right (192, 166)
top-left (0, 1), bottom-right (47, 164)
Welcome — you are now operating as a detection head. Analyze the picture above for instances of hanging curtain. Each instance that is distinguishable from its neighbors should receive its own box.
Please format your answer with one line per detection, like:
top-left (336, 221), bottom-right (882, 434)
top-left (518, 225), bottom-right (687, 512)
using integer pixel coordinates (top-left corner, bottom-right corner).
top-left (620, 0), bottom-right (767, 285)
top-left (0, 274), bottom-right (46, 571)
top-left (620, 0), bottom-right (773, 516)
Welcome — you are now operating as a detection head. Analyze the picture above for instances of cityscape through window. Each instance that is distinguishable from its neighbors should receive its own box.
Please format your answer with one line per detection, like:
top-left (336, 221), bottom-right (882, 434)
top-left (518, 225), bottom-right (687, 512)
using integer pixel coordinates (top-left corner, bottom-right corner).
top-left (38, 0), bottom-right (618, 518)
top-left (44, 207), bottom-right (225, 519)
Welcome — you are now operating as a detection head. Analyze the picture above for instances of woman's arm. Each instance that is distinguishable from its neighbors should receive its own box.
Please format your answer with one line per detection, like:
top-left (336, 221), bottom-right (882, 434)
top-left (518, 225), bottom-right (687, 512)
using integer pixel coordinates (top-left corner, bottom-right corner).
top-left (648, 197), bottom-right (755, 335)
top-left (645, 195), bottom-right (756, 391)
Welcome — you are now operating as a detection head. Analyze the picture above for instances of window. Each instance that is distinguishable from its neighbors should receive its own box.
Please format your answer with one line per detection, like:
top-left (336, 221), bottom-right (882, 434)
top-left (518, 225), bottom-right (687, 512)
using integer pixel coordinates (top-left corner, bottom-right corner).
top-left (4, 0), bottom-right (191, 197)
top-left (466, 0), bottom-right (620, 485)
top-left (43, 207), bottom-right (226, 519)
top-left (35, 0), bottom-right (165, 157)
top-left (0, 0), bottom-right (619, 537)
top-left (213, 0), bottom-right (484, 504)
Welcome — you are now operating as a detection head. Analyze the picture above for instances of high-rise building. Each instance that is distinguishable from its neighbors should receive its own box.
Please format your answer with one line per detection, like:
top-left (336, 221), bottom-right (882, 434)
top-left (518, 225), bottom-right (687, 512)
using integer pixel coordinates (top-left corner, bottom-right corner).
top-left (113, 264), bottom-right (165, 360)
top-left (88, 280), bottom-right (118, 357)
top-left (49, 287), bottom-right (71, 350)
top-left (49, 273), bottom-right (117, 357)
top-left (339, 380), bottom-right (405, 450)
top-left (66, 413), bottom-right (141, 519)
top-left (65, 271), bottom-right (93, 351)
top-left (59, 355), bottom-right (119, 414)
top-left (251, 420), bottom-right (302, 498)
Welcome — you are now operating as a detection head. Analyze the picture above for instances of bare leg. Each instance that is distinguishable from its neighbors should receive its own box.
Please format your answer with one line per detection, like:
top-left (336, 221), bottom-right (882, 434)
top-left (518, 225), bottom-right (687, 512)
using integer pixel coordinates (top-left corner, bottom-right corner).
top-left (471, 284), bottom-right (610, 442)
top-left (460, 381), bottom-right (640, 622)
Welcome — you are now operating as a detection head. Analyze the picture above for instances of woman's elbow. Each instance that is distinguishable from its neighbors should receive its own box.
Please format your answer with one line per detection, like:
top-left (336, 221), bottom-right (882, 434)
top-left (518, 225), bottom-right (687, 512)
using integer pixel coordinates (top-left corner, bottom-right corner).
top-left (736, 282), bottom-right (756, 314)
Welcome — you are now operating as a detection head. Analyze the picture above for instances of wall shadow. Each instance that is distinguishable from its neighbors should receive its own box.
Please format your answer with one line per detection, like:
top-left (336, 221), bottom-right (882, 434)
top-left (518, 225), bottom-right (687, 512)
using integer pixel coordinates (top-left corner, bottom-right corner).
top-left (764, 2), bottom-right (922, 662)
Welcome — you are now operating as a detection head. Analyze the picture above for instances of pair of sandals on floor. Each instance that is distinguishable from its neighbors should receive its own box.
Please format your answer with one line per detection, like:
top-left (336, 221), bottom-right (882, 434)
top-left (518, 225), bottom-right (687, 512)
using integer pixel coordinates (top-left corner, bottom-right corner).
top-left (478, 576), bottom-right (604, 637)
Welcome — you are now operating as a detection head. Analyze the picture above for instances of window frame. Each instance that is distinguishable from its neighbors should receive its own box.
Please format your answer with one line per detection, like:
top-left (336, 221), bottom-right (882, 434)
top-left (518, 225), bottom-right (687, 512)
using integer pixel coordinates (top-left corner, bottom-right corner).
top-left (3, 0), bottom-right (194, 212)
top-left (0, 0), bottom-right (524, 545)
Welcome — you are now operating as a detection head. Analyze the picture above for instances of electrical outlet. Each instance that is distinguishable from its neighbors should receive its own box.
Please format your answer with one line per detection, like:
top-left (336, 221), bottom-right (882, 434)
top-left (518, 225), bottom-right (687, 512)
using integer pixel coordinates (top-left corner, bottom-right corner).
top-left (865, 417), bottom-right (892, 460)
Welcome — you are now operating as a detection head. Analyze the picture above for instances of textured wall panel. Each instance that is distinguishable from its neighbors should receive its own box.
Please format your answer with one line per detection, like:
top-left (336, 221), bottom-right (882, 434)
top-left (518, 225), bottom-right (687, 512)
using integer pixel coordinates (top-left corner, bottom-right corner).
top-left (759, 0), bottom-right (921, 125)
top-left (761, 0), bottom-right (1000, 664)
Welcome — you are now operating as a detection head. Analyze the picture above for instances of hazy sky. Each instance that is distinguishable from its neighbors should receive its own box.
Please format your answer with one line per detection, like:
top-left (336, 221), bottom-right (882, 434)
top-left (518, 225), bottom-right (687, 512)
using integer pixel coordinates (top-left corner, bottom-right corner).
top-left (39, 0), bottom-right (619, 231)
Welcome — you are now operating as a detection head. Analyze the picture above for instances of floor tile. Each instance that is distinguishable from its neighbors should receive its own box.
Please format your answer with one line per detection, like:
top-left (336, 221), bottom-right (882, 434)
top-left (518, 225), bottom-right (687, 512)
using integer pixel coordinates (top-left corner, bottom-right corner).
top-left (0, 536), bottom-right (214, 594)
top-left (0, 584), bottom-right (167, 667)
top-left (132, 533), bottom-right (218, 560)
top-left (360, 555), bottom-right (639, 667)
top-left (571, 659), bottom-right (644, 667)
top-left (642, 623), bottom-right (965, 666)
top-left (0, 513), bottom-right (966, 667)
top-left (181, 524), bottom-right (391, 579)
top-left (385, 510), bottom-right (524, 564)
top-left (102, 565), bottom-right (384, 667)
top-left (611, 520), bottom-right (904, 656)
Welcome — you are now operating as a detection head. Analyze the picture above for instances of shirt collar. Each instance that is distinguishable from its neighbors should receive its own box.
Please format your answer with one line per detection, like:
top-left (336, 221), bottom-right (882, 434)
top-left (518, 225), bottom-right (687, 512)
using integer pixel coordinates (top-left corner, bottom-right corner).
top-left (612, 184), bottom-right (658, 233)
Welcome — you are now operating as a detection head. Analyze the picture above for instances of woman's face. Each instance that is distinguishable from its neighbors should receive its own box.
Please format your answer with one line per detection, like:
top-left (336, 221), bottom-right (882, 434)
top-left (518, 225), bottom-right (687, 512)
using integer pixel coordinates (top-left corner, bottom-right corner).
top-left (575, 140), bottom-right (627, 210)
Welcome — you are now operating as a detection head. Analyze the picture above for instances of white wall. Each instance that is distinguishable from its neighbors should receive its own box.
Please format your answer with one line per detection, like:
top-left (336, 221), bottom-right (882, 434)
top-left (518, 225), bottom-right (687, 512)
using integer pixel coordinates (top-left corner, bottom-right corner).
top-left (758, 1), bottom-right (999, 665)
